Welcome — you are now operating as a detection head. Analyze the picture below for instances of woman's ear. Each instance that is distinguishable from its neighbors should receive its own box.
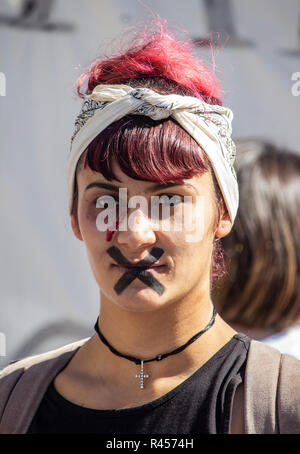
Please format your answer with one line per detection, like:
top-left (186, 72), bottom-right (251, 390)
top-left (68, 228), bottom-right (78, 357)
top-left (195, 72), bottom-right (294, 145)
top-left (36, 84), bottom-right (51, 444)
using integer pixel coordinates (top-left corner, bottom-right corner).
top-left (215, 211), bottom-right (232, 240)
top-left (71, 212), bottom-right (83, 241)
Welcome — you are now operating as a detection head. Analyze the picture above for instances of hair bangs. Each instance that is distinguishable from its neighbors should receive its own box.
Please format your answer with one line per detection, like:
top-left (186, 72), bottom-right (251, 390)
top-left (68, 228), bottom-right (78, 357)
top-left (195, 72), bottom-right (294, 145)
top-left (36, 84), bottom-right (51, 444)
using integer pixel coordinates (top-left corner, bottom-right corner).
top-left (83, 116), bottom-right (210, 183)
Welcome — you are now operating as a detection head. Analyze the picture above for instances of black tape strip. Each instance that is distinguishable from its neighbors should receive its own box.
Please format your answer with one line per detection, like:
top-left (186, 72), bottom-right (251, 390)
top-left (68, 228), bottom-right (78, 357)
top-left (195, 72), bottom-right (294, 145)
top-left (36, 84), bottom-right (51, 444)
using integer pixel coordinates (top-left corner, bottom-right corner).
top-left (107, 246), bottom-right (133, 266)
top-left (137, 270), bottom-right (165, 296)
top-left (107, 246), bottom-right (164, 266)
top-left (107, 246), bottom-right (165, 295)
top-left (114, 272), bottom-right (137, 295)
top-left (136, 247), bottom-right (164, 266)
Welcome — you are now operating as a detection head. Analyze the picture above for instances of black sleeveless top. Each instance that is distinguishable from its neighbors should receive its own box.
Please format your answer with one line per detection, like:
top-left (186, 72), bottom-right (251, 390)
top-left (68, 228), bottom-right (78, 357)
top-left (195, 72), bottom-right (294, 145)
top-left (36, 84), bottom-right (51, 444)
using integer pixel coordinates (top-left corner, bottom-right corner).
top-left (27, 333), bottom-right (250, 434)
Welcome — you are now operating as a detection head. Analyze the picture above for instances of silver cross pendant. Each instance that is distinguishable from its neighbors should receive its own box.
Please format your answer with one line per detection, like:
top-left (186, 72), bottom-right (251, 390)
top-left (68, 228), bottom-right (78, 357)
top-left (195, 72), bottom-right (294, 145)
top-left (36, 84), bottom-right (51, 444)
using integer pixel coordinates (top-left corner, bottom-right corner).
top-left (136, 360), bottom-right (150, 389)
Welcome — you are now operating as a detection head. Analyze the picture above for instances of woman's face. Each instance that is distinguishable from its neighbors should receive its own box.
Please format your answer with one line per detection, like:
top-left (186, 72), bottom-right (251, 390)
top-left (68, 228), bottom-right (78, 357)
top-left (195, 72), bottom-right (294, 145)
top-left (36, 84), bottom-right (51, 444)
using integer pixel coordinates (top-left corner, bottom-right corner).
top-left (71, 160), bottom-right (231, 313)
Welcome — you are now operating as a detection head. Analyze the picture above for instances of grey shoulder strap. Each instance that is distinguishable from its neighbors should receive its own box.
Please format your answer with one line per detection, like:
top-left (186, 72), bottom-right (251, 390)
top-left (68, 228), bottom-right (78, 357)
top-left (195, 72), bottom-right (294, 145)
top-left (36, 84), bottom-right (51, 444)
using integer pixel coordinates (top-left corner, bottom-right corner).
top-left (245, 340), bottom-right (300, 434)
top-left (277, 353), bottom-right (300, 433)
top-left (0, 338), bottom-right (89, 434)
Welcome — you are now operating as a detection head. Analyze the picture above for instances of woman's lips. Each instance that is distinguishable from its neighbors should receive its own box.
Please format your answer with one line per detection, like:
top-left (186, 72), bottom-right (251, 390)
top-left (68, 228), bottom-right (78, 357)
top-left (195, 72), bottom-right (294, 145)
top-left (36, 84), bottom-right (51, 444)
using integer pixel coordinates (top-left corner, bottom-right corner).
top-left (113, 264), bottom-right (167, 274)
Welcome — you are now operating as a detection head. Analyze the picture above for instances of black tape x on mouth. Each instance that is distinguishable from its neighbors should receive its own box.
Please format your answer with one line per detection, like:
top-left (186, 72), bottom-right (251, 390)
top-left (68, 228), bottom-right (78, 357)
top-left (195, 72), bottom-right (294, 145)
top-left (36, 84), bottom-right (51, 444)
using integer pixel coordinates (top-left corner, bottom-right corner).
top-left (107, 246), bottom-right (165, 295)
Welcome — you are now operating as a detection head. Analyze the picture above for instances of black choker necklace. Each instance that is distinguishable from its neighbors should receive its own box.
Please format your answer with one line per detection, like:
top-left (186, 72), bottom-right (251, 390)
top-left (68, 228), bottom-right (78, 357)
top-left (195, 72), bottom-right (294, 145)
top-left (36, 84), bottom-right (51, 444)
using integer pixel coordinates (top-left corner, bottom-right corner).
top-left (94, 306), bottom-right (217, 389)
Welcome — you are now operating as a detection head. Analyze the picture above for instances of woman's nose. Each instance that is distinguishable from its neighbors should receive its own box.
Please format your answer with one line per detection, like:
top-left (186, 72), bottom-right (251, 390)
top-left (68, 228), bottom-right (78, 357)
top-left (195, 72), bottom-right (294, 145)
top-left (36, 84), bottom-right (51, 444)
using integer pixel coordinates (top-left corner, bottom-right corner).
top-left (117, 208), bottom-right (157, 248)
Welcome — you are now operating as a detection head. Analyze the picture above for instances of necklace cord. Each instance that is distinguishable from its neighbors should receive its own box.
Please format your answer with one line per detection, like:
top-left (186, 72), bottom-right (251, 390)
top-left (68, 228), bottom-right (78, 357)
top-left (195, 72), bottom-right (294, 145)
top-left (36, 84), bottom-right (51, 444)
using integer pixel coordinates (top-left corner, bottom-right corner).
top-left (94, 306), bottom-right (218, 366)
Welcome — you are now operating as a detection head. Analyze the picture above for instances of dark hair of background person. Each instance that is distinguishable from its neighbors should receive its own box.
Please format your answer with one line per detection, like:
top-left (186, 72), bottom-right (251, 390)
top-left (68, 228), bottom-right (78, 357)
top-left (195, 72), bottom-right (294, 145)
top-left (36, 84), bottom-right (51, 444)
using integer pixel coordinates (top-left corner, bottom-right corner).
top-left (213, 139), bottom-right (300, 333)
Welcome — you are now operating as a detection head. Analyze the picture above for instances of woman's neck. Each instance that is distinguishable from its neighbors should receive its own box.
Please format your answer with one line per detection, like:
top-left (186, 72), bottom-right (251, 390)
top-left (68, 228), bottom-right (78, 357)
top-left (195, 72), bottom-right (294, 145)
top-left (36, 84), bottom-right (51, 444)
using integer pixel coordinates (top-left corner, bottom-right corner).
top-left (97, 291), bottom-right (214, 361)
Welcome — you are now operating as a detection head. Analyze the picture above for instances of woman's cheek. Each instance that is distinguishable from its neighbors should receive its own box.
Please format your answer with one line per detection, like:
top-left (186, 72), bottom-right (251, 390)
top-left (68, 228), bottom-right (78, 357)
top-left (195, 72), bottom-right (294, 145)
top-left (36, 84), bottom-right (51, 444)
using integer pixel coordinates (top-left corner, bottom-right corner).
top-left (80, 206), bottom-right (107, 245)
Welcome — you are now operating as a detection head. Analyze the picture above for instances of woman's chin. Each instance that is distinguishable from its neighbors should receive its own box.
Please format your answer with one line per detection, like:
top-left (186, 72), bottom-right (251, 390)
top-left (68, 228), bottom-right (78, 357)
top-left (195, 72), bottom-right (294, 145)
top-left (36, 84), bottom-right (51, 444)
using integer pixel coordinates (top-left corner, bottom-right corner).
top-left (111, 287), bottom-right (169, 312)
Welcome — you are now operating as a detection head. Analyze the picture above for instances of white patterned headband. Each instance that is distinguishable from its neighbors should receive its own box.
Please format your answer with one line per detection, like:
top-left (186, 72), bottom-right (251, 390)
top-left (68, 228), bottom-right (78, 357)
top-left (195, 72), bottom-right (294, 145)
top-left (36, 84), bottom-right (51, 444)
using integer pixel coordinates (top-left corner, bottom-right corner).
top-left (68, 84), bottom-right (239, 222)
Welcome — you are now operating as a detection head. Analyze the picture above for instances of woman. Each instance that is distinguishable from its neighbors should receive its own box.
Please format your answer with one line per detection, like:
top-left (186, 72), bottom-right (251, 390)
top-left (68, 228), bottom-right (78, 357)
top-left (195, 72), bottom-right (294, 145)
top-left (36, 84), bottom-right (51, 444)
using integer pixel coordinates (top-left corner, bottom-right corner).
top-left (214, 140), bottom-right (300, 359)
top-left (1, 23), bottom-right (300, 435)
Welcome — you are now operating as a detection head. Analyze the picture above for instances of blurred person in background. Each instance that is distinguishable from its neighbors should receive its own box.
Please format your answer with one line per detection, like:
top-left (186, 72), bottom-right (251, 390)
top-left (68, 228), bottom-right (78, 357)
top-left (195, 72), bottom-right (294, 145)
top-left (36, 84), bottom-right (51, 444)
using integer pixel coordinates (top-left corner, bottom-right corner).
top-left (214, 140), bottom-right (300, 359)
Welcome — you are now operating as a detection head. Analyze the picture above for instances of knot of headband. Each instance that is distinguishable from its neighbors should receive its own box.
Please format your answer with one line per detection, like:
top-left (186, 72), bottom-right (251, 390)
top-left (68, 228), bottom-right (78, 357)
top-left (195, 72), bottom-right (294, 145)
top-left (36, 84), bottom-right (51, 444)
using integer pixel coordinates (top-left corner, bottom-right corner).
top-left (68, 84), bottom-right (239, 222)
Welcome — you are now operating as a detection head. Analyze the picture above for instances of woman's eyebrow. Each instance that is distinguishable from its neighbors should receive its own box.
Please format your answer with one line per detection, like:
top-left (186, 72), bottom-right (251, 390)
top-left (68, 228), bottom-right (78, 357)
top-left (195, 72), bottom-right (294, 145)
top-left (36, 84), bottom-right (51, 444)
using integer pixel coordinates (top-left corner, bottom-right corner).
top-left (147, 182), bottom-right (197, 193)
top-left (85, 182), bottom-right (120, 192)
top-left (146, 182), bottom-right (182, 192)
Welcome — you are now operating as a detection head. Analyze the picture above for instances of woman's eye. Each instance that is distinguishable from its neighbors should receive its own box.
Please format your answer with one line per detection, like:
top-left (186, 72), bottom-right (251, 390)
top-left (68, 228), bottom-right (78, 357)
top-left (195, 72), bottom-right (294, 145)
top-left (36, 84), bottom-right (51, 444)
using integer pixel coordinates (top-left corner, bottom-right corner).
top-left (153, 194), bottom-right (183, 207)
top-left (95, 195), bottom-right (119, 209)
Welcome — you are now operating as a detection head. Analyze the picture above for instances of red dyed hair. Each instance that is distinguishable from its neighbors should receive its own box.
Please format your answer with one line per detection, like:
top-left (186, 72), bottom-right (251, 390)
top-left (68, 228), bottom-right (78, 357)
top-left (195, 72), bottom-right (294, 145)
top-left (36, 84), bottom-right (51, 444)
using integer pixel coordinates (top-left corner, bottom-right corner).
top-left (76, 21), bottom-right (223, 103)
top-left (72, 21), bottom-right (226, 284)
